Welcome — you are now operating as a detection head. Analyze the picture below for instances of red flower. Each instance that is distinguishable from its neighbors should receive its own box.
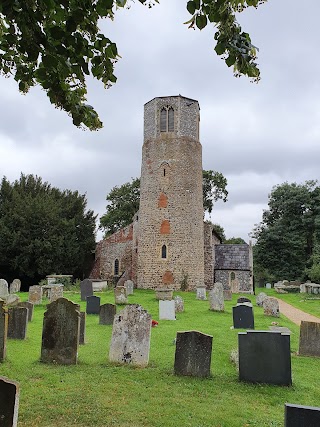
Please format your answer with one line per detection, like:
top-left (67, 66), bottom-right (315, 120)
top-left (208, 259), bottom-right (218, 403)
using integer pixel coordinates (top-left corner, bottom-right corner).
top-left (152, 319), bottom-right (159, 327)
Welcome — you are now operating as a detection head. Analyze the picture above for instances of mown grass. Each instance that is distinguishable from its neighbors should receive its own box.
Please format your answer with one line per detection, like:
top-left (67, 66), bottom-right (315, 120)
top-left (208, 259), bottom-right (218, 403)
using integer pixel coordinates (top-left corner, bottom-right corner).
top-left (2, 290), bottom-right (320, 427)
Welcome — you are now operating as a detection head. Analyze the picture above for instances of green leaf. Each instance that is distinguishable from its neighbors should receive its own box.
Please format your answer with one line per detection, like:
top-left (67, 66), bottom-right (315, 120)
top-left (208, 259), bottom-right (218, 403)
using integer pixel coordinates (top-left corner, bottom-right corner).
top-left (194, 0), bottom-right (200, 9)
top-left (96, 0), bottom-right (114, 16)
top-left (225, 54), bottom-right (236, 67)
top-left (187, 1), bottom-right (196, 15)
top-left (214, 42), bottom-right (225, 55)
top-left (196, 14), bottom-right (207, 30)
top-left (50, 26), bottom-right (65, 40)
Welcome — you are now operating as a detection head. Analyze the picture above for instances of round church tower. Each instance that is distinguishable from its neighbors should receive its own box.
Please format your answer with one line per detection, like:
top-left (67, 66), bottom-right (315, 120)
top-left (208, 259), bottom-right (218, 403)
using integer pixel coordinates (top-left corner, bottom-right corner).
top-left (137, 95), bottom-right (204, 290)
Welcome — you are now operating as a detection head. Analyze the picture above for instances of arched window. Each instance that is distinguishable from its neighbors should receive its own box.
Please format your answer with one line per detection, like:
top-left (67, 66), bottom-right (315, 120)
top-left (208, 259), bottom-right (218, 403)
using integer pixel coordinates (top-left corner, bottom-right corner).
top-left (160, 106), bottom-right (174, 132)
top-left (230, 271), bottom-right (236, 281)
top-left (160, 108), bottom-right (167, 132)
top-left (168, 107), bottom-right (174, 132)
top-left (161, 245), bottom-right (167, 259)
top-left (114, 259), bottom-right (119, 275)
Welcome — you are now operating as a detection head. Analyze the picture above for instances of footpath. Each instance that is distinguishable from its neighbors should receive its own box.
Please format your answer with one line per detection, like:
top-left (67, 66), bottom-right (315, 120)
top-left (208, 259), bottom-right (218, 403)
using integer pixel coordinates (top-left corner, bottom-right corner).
top-left (275, 298), bottom-right (320, 326)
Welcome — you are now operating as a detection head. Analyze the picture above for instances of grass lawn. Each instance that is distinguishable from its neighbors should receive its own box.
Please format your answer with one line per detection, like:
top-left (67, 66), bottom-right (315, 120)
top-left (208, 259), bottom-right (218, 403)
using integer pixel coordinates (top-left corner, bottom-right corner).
top-left (3, 289), bottom-right (320, 427)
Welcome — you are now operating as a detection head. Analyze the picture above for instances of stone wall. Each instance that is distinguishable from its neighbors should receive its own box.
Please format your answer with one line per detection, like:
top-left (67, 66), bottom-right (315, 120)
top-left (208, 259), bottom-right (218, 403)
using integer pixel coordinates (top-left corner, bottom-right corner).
top-left (204, 222), bottom-right (213, 289)
top-left (214, 270), bottom-right (252, 293)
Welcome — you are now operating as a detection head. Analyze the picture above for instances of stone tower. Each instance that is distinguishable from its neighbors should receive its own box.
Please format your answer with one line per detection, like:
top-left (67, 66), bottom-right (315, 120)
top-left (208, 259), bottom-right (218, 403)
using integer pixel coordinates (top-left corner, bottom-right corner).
top-left (137, 95), bottom-right (204, 290)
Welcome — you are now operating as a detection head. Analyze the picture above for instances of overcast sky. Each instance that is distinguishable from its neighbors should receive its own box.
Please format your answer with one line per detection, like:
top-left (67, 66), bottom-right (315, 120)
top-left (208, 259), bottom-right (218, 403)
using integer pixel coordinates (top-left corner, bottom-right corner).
top-left (1, 0), bottom-right (319, 243)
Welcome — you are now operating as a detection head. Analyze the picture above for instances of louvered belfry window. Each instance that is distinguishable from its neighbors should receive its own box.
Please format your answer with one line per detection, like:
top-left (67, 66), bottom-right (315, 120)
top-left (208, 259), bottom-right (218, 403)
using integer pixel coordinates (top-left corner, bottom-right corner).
top-left (160, 106), bottom-right (174, 132)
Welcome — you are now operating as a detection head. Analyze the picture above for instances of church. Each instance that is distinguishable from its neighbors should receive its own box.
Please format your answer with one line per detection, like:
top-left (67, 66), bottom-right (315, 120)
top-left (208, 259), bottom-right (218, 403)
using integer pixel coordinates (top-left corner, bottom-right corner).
top-left (90, 95), bottom-right (253, 293)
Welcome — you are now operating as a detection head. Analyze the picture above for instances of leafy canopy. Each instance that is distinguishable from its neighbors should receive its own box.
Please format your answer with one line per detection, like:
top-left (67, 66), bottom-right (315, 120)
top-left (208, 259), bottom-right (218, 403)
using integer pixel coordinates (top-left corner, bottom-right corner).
top-left (0, 0), bottom-right (266, 130)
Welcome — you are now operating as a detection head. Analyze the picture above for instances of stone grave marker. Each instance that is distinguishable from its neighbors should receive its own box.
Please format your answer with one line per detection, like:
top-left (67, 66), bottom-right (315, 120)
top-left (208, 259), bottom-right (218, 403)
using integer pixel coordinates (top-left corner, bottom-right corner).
top-left (196, 285), bottom-right (207, 300)
top-left (256, 292), bottom-right (268, 307)
top-left (223, 290), bottom-right (232, 301)
top-left (99, 303), bottom-right (116, 325)
top-left (0, 279), bottom-right (9, 299)
top-left (114, 286), bottom-right (128, 305)
top-left (155, 288), bottom-right (173, 300)
top-left (299, 321), bottom-right (320, 357)
top-left (174, 296), bottom-right (184, 313)
top-left (124, 280), bottom-right (134, 295)
top-left (5, 294), bottom-right (21, 306)
top-left (0, 376), bottom-right (19, 427)
top-left (9, 279), bottom-right (21, 294)
top-left (233, 304), bottom-right (254, 329)
top-left (209, 283), bottom-right (224, 312)
top-left (17, 302), bottom-right (34, 322)
top-left (41, 298), bottom-right (80, 365)
top-left (174, 330), bottom-right (212, 377)
top-left (263, 297), bottom-right (280, 317)
top-left (80, 278), bottom-right (93, 302)
top-left (86, 295), bottom-right (100, 314)
top-left (7, 307), bottom-right (28, 340)
top-left (28, 285), bottom-right (42, 304)
top-left (109, 304), bottom-right (152, 367)
top-left (0, 301), bottom-right (8, 362)
top-left (237, 297), bottom-right (251, 304)
top-left (79, 312), bottom-right (86, 345)
top-left (159, 300), bottom-right (176, 320)
top-left (285, 403), bottom-right (320, 426)
top-left (238, 330), bottom-right (292, 385)
top-left (265, 283), bottom-right (272, 289)
top-left (48, 284), bottom-right (64, 302)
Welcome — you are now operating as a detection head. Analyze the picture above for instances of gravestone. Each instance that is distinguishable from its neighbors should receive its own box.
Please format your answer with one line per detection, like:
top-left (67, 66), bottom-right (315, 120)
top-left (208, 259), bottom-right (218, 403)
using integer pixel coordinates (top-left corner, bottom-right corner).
top-left (114, 286), bottom-right (128, 305)
top-left (265, 283), bottom-right (272, 289)
top-left (0, 376), bottom-right (19, 427)
top-left (256, 292), bottom-right (268, 307)
top-left (233, 305), bottom-right (254, 329)
top-left (174, 331), bottom-right (212, 377)
top-left (237, 297), bottom-right (251, 304)
top-left (155, 288), bottom-right (173, 300)
top-left (174, 296), bottom-right (184, 313)
top-left (5, 294), bottom-right (21, 306)
top-left (223, 290), bottom-right (232, 301)
top-left (299, 321), bottom-right (320, 357)
top-left (17, 302), bottom-right (34, 322)
top-left (124, 280), bottom-right (134, 295)
top-left (0, 279), bottom-right (9, 299)
top-left (0, 301), bottom-right (8, 362)
top-left (9, 279), bottom-right (21, 294)
top-left (109, 304), bottom-right (152, 367)
top-left (80, 278), bottom-right (93, 302)
top-left (159, 300), bottom-right (176, 320)
top-left (263, 297), bottom-right (280, 317)
top-left (285, 403), bottom-right (320, 427)
top-left (238, 330), bottom-right (292, 385)
top-left (41, 298), bottom-right (80, 365)
top-left (209, 283), bottom-right (224, 312)
top-left (7, 307), bottom-right (28, 340)
top-left (196, 286), bottom-right (207, 300)
top-left (79, 312), bottom-right (86, 345)
top-left (99, 303), bottom-right (116, 325)
top-left (86, 295), bottom-right (100, 314)
top-left (48, 284), bottom-right (64, 302)
top-left (28, 285), bottom-right (42, 305)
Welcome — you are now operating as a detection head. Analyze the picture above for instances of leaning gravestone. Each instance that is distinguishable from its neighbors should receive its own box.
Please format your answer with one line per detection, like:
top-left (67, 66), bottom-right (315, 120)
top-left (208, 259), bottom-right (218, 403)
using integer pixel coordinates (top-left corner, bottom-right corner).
top-left (86, 295), bottom-right (100, 315)
top-left (0, 376), bottom-right (19, 427)
top-left (209, 283), bottom-right (224, 312)
top-left (196, 285), bottom-right (207, 300)
top-left (109, 304), bottom-right (152, 367)
top-left (9, 279), bottom-right (21, 294)
top-left (99, 303), bottom-right (116, 325)
top-left (256, 292), bottom-right (268, 307)
top-left (80, 278), bottom-right (93, 302)
top-left (114, 286), bottom-right (128, 305)
top-left (285, 403), bottom-right (320, 427)
top-left (79, 312), bottom-right (86, 345)
top-left (41, 298), bottom-right (80, 365)
top-left (28, 285), bottom-right (42, 305)
top-left (174, 296), bottom-right (184, 313)
top-left (174, 331), bottom-right (212, 377)
top-left (159, 300), bottom-right (176, 320)
top-left (17, 302), bottom-right (34, 322)
top-left (7, 307), bottom-right (28, 340)
top-left (299, 321), bottom-right (320, 357)
top-left (238, 330), bottom-right (291, 385)
top-left (124, 280), bottom-right (134, 295)
top-left (0, 301), bottom-right (8, 362)
top-left (233, 304), bottom-right (254, 329)
top-left (263, 297), bottom-right (280, 317)
top-left (0, 279), bottom-right (9, 299)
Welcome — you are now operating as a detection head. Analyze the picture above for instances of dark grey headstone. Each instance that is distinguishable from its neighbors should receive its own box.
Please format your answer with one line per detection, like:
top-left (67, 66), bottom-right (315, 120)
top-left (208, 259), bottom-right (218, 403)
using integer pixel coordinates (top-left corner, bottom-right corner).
top-left (17, 302), bottom-right (34, 322)
top-left (174, 330), bottom-right (212, 378)
top-left (0, 376), bottom-right (19, 427)
top-left (86, 295), bottom-right (100, 314)
top-left (237, 297), bottom-right (251, 304)
top-left (233, 305), bottom-right (254, 329)
top-left (299, 321), bottom-right (320, 357)
top-left (0, 301), bottom-right (8, 362)
top-left (239, 330), bottom-right (292, 386)
top-left (285, 403), bottom-right (320, 427)
top-left (79, 312), bottom-right (86, 345)
top-left (7, 307), bottom-right (28, 340)
top-left (80, 278), bottom-right (93, 302)
top-left (99, 303), bottom-right (116, 325)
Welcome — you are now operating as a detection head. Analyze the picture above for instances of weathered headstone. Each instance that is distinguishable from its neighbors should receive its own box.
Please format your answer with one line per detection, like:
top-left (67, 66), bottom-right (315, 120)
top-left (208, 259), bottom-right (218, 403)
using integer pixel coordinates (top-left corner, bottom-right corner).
top-left (86, 295), bottom-right (100, 314)
top-left (299, 321), bottom-right (320, 357)
top-left (5, 294), bottom-right (21, 306)
top-left (28, 285), bottom-right (42, 305)
top-left (48, 284), bottom-right (64, 302)
top-left (285, 403), bottom-right (320, 426)
top-left (223, 290), bottom-right (232, 301)
top-left (237, 297), bottom-right (251, 304)
top-left (196, 285), bottom-right (207, 300)
top-left (7, 307), bottom-right (28, 340)
top-left (233, 305), bottom-right (254, 329)
top-left (79, 312), bottom-right (86, 345)
top-left (114, 286), bottom-right (128, 305)
top-left (209, 283), bottom-right (224, 312)
top-left (174, 296), bottom-right (184, 313)
top-left (124, 280), bottom-right (134, 295)
top-left (41, 298), bottom-right (80, 365)
top-left (80, 278), bottom-right (93, 302)
top-left (174, 331), bottom-right (212, 377)
top-left (99, 303), bottom-right (116, 325)
top-left (238, 330), bottom-right (291, 385)
top-left (109, 304), bottom-right (152, 367)
top-left (256, 292), bottom-right (268, 307)
top-left (0, 279), bottom-right (9, 299)
top-left (265, 283), bottom-right (272, 289)
top-left (9, 279), bottom-right (21, 294)
top-left (0, 376), bottom-right (19, 427)
top-left (17, 302), bottom-right (34, 322)
top-left (0, 301), bottom-right (8, 362)
top-left (159, 300), bottom-right (176, 320)
top-left (263, 297), bottom-right (280, 317)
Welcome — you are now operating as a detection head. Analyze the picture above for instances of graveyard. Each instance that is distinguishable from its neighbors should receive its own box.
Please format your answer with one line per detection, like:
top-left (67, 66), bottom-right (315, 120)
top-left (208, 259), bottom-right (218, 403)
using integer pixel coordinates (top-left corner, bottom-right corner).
top-left (1, 287), bottom-right (320, 427)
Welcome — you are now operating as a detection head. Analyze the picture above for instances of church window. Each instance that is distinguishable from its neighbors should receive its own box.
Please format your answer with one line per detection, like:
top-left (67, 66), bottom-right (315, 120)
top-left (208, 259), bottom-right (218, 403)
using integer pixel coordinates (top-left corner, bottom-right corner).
top-left (230, 271), bottom-right (235, 281)
top-left (160, 108), bottom-right (167, 132)
top-left (114, 259), bottom-right (119, 276)
top-left (160, 106), bottom-right (174, 132)
top-left (168, 107), bottom-right (174, 132)
top-left (163, 168), bottom-right (166, 177)
top-left (161, 245), bottom-right (167, 259)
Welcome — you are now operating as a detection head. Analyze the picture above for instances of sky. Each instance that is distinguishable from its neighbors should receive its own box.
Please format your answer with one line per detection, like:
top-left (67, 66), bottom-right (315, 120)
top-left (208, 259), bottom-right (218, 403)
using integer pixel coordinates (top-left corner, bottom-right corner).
top-left (1, 0), bottom-right (319, 243)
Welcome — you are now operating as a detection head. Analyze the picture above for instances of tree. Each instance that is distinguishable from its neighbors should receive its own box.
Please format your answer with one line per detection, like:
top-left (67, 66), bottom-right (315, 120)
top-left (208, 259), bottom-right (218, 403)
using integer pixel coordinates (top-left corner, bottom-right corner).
top-left (0, 0), bottom-right (266, 130)
top-left (0, 174), bottom-right (97, 281)
top-left (225, 236), bottom-right (246, 244)
top-left (100, 170), bottom-right (228, 236)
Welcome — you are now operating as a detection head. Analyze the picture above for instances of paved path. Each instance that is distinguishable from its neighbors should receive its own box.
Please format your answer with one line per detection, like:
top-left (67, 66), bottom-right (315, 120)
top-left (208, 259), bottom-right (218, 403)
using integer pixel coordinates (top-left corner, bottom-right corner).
top-left (275, 298), bottom-right (320, 326)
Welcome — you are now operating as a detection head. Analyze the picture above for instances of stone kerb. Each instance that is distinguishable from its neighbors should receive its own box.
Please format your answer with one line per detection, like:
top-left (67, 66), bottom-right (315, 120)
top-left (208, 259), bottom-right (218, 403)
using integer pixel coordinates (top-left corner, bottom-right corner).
top-left (0, 376), bottom-right (20, 427)
top-left (109, 304), bottom-right (152, 367)
top-left (209, 283), bottom-right (224, 312)
top-left (263, 297), bottom-right (280, 317)
top-left (299, 321), bottom-right (320, 357)
top-left (0, 301), bottom-right (8, 362)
